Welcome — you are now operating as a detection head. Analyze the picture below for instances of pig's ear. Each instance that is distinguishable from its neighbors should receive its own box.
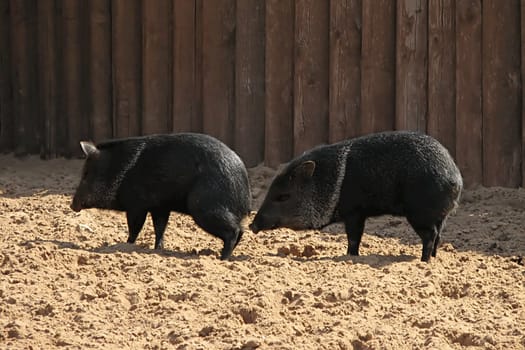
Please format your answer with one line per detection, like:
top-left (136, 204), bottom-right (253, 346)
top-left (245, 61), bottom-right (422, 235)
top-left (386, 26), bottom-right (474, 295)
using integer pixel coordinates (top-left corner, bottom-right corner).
top-left (80, 141), bottom-right (99, 158)
top-left (292, 160), bottom-right (316, 179)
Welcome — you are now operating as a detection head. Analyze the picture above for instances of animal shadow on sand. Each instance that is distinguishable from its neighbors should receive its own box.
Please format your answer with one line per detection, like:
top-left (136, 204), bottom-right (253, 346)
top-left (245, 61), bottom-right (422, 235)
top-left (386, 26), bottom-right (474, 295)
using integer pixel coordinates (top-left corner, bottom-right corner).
top-left (21, 239), bottom-right (251, 262)
top-left (0, 187), bottom-right (76, 199)
top-left (319, 217), bottom-right (525, 264)
top-left (270, 252), bottom-right (416, 269)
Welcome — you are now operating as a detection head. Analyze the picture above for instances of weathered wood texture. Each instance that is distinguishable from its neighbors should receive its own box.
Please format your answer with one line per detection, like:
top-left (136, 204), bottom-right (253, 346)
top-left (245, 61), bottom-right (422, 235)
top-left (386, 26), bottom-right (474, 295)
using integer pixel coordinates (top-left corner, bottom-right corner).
top-left (10, 0), bottom-right (39, 155)
top-left (235, 0), bottom-right (265, 167)
top-left (294, 0), bottom-right (329, 155)
top-left (142, 0), bottom-right (171, 135)
top-left (329, 0), bottom-right (362, 143)
top-left (0, 0), bottom-right (13, 152)
top-left (88, 0), bottom-right (112, 142)
top-left (264, 0), bottom-right (294, 167)
top-left (482, 0), bottom-right (521, 187)
top-left (1, 1), bottom-right (525, 188)
top-left (112, 0), bottom-right (142, 138)
top-left (202, 0), bottom-right (236, 145)
top-left (360, 0), bottom-right (396, 134)
top-left (62, 0), bottom-right (88, 157)
top-left (427, 0), bottom-right (456, 157)
top-left (173, 0), bottom-right (199, 133)
top-left (521, 0), bottom-right (525, 187)
top-left (396, 0), bottom-right (428, 132)
top-left (37, 0), bottom-right (58, 158)
top-left (456, 0), bottom-right (482, 187)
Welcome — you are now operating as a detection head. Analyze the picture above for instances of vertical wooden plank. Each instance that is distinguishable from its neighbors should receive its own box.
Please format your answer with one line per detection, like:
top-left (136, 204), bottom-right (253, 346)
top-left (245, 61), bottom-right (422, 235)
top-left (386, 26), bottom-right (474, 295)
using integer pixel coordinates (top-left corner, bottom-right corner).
top-left (482, 0), bottom-right (521, 187)
top-left (294, 0), bottom-right (329, 155)
top-left (395, 0), bottom-right (428, 132)
top-left (88, 0), bottom-right (112, 141)
top-left (0, 0), bottom-right (13, 152)
top-left (456, 0), bottom-right (482, 187)
top-left (194, 0), bottom-right (203, 133)
top-left (329, 0), bottom-right (361, 143)
top-left (142, 0), bottom-right (172, 135)
top-left (62, 0), bottom-right (88, 157)
top-left (10, 0), bottom-right (39, 155)
top-left (265, 0), bottom-right (294, 167)
top-left (360, 0), bottom-right (396, 135)
top-left (522, 0), bottom-right (525, 188)
top-left (54, 0), bottom-right (66, 154)
top-left (202, 0), bottom-right (235, 145)
top-left (112, 0), bottom-right (142, 138)
top-left (235, 0), bottom-right (265, 166)
top-left (37, 0), bottom-right (58, 158)
top-left (427, 0), bottom-right (456, 157)
top-left (173, 0), bottom-right (197, 132)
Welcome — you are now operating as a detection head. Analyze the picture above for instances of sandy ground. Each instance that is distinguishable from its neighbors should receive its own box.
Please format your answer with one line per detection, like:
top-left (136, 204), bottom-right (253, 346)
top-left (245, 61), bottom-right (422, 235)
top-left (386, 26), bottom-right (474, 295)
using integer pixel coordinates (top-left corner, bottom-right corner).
top-left (0, 154), bottom-right (524, 350)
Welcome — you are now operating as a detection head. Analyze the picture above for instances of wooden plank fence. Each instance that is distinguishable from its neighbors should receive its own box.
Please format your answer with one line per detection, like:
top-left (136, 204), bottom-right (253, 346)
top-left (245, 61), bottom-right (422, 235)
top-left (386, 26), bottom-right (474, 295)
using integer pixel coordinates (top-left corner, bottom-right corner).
top-left (455, 0), bottom-right (483, 188)
top-left (0, 0), bottom-right (524, 188)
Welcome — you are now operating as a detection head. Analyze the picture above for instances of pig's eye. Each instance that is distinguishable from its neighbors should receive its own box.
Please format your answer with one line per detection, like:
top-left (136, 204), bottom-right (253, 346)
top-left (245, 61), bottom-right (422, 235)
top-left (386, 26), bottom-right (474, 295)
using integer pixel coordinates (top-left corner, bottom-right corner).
top-left (275, 194), bottom-right (291, 202)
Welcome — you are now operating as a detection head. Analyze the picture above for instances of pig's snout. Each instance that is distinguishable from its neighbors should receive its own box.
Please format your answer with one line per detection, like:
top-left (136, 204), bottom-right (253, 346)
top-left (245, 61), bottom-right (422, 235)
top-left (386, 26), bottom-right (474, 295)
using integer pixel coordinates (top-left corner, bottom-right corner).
top-left (70, 199), bottom-right (82, 212)
top-left (249, 221), bottom-right (260, 234)
top-left (250, 213), bottom-right (277, 233)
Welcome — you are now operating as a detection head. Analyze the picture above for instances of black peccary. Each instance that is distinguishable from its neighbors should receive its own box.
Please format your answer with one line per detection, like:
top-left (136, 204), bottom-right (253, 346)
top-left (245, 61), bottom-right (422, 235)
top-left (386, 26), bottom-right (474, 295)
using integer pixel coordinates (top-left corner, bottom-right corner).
top-left (250, 131), bottom-right (463, 262)
top-left (70, 133), bottom-right (251, 260)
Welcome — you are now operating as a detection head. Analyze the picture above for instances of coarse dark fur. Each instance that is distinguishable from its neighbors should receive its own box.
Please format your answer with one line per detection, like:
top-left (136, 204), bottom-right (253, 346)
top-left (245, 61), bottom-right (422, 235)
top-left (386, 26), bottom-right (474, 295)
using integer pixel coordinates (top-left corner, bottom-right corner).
top-left (71, 133), bottom-right (251, 260)
top-left (250, 131), bottom-right (463, 262)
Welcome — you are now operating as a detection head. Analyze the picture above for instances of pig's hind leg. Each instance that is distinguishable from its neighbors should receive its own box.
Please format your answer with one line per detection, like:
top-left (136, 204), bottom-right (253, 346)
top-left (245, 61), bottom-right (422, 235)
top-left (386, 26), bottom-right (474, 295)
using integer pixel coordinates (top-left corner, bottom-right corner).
top-left (407, 217), bottom-right (440, 262)
top-left (126, 210), bottom-right (147, 245)
top-left (431, 218), bottom-right (446, 258)
top-left (344, 213), bottom-right (366, 256)
top-left (151, 209), bottom-right (170, 250)
top-left (187, 185), bottom-right (243, 260)
top-left (190, 208), bottom-right (241, 260)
